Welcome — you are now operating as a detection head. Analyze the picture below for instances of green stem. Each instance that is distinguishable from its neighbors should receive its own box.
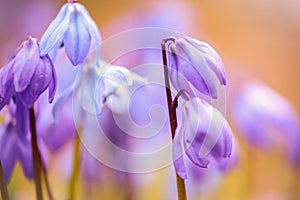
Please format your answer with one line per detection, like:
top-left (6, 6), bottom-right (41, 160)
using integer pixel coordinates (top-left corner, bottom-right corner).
top-left (29, 107), bottom-right (43, 200)
top-left (69, 133), bottom-right (81, 200)
top-left (161, 38), bottom-right (187, 200)
top-left (0, 161), bottom-right (9, 200)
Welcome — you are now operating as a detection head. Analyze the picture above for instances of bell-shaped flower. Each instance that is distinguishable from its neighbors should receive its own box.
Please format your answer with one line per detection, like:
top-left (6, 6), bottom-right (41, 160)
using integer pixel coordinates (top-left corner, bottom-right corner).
top-left (167, 37), bottom-right (226, 99)
top-left (231, 81), bottom-right (300, 167)
top-left (53, 59), bottom-right (145, 122)
top-left (173, 97), bottom-right (233, 179)
top-left (39, 1), bottom-right (101, 66)
top-left (0, 37), bottom-right (56, 135)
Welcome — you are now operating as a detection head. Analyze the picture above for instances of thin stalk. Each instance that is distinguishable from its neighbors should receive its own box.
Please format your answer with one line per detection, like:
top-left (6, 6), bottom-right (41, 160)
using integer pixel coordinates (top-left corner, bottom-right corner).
top-left (0, 161), bottom-right (9, 200)
top-left (161, 38), bottom-right (187, 200)
top-left (29, 107), bottom-right (43, 200)
top-left (292, 168), bottom-right (300, 200)
top-left (69, 133), bottom-right (81, 200)
top-left (42, 165), bottom-right (54, 200)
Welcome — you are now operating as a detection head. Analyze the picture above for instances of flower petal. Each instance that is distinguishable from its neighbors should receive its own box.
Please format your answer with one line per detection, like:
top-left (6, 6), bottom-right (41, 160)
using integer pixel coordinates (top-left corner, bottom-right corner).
top-left (0, 124), bottom-right (18, 182)
top-left (13, 38), bottom-right (40, 92)
top-left (174, 39), bottom-right (219, 98)
top-left (39, 4), bottom-right (72, 56)
top-left (184, 37), bottom-right (226, 85)
top-left (15, 97), bottom-right (29, 137)
top-left (17, 137), bottom-right (34, 180)
top-left (75, 3), bottom-right (102, 58)
top-left (64, 5), bottom-right (91, 65)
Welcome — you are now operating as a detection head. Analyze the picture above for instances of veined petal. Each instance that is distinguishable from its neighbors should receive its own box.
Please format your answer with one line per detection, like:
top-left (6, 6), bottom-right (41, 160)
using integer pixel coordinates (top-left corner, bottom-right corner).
top-left (168, 50), bottom-right (196, 98)
top-left (13, 38), bottom-right (40, 92)
top-left (181, 98), bottom-right (233, 167)
top-left (39, 4), bottom-right (72, 56)
top-left (174, 39), bottom-right (219, 98)
top-left (64, 5), bottom-right (91, 65)
top-left (183, 37), bottom-right (226, 85)
top-left (75, 3), bottom-right (102, 57)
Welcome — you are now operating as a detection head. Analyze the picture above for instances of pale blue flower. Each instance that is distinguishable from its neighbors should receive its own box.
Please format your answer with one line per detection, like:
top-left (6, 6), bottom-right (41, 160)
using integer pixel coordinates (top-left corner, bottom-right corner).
top-left (39, 1), bottom-right (101, 66)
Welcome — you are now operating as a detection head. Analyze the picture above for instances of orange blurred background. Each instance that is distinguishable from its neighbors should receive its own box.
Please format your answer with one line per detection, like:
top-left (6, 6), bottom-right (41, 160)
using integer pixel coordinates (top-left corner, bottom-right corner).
top-left (1, 0), bottom-right (300, 199)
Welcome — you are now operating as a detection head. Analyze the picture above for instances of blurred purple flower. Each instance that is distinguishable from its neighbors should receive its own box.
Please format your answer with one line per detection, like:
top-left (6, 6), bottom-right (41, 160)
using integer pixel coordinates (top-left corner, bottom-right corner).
top-left (0, 121), bottom-right (33, 182)
top-left (0, 102), bottom-right (50, 183)
top-left (167, 37), bottom-right (226, 99)
top-left (0, 37), bottom-right (56, 135)
top-left (231, 81), bottom-right (300, 167)
top-left (39, 1), bottom-right (101, 66)
top-left (173, 97), bottom-right (233, 179)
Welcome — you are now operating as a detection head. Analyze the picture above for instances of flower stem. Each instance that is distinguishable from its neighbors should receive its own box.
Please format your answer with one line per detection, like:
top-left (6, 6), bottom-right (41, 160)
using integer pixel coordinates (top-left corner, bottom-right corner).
top-left (161, 39), bottom-right (187, 200)
top-left (0, 161), bottom-right (9, 200)
top-left (292, 168), bottom-right (300, 200)
top-left (69, 133), bottom-right (81, 200)
top-left (29, 107), bottom-right (43, 200)
top-left (42, 165), bottom-right (54, 200)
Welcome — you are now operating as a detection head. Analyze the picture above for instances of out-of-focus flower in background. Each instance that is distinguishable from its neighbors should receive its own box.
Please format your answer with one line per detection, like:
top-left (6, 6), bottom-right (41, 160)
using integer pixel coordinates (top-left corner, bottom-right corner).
top-left (231, 81), bottom-right (300, 167)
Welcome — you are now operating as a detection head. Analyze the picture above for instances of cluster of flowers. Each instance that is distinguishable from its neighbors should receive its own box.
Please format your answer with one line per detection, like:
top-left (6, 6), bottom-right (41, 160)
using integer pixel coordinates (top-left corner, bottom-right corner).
top-left (1, 0), bottom-right (299, 199)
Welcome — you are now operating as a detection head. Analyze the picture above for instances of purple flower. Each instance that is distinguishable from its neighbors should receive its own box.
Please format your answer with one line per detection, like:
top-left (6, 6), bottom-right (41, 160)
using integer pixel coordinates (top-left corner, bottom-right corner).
top-left (0, 121), bottom-right (33, 182)
top-left (231, 81), bottom-right (300, 167)
top-left (39, 1), bottom-right (101, 66)
top-left (173, 97), bottom-right (233, 179)
top-left (167, 37), bottom-right (226, 99)
top-left (0, 37), bottom-right (56, 135)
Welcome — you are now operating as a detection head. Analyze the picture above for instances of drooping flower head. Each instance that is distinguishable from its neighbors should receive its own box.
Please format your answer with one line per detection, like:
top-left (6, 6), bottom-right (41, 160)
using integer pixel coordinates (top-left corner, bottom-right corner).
top-left (53, 59), bottom-right (144, 123)
top-left (39, 0), bottom-right (101, 66)
top-left (0, 37), bottom-right (56, 135)
top-left (173, 97), bottom-right (233, 179)
top-left (167, 37), bottom-right (226, 99)
top-left (231, 81), bottom-right (300, 167)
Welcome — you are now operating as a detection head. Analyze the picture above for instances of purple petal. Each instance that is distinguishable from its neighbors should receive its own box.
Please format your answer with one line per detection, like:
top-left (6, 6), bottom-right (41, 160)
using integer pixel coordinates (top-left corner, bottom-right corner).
top-left (175, 39), bottom-right (219, 98)
top-left (181, 98), bottom-right (233, 167)
top-left (168, 49), bottom-right (201, 98)
top-left (0, 125), bottom-right (18, 182)
top-left (15, 97), bottom-right (29, 137)
top-left (17, 137), bottom-right (34, 180)
top-left (64, 6), bottom-right (91, 65)
top-left (13, 38), bottom-right (40, 92)
top-left (39, 4), bottom-right (71, 56)
top-left (184, 37), bottom-right (226, 85)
